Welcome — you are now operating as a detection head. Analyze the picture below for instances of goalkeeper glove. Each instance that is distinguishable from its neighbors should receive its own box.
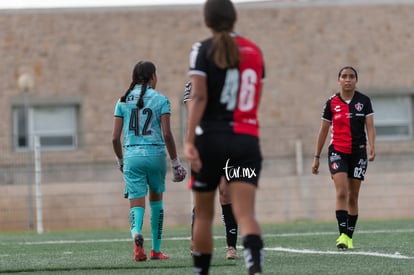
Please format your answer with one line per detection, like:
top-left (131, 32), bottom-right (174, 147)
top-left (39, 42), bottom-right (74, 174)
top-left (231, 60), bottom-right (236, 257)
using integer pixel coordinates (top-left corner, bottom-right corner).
top-left (171, 158), bottom-right (187, 182)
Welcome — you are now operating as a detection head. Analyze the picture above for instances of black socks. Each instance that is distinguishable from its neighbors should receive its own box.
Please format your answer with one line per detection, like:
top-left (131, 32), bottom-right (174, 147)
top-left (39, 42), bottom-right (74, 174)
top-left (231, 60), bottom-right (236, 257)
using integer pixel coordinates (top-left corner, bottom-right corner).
top-left (336, 210), bottom-right (348, 235)
top-left (222, 204), bottom-right (238, 247)
top-left (193, 252), bottom-right (212, 275)
top-left (242, 234), bottom-right (263, 275)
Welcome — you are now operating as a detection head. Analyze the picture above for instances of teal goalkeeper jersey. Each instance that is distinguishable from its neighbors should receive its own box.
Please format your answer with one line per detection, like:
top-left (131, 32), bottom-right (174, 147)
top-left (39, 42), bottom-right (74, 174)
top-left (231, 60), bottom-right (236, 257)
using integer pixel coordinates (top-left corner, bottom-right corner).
top-left (114, 85), bottom-right (171, 157)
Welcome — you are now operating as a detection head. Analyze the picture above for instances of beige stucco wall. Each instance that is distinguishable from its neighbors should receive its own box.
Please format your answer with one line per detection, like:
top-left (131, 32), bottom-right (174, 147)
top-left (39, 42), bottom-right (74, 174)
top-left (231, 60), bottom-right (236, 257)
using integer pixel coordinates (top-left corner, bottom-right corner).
top-left (1, 2), bottom-right (414, 230)
top-left (1, 3), bottom-right (414, 160)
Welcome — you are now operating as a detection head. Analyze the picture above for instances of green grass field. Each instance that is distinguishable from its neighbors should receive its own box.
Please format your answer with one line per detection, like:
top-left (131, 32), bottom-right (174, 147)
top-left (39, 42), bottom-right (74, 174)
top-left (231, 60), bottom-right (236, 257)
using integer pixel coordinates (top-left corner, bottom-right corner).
top-left (1, 220), bottom-right (413, 274)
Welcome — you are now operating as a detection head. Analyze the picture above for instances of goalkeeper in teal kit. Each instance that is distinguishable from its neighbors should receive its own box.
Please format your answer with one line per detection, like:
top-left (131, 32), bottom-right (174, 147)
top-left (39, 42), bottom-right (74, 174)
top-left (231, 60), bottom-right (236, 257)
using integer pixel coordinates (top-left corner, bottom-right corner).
top-left (112, 60), bottom-right (186, 261)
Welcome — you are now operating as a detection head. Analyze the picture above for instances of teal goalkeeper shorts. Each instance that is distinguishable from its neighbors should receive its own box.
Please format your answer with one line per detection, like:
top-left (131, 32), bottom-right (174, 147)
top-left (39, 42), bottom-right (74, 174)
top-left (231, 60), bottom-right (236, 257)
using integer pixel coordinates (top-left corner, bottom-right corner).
top-left (123, 154), bottom-right (167, 199)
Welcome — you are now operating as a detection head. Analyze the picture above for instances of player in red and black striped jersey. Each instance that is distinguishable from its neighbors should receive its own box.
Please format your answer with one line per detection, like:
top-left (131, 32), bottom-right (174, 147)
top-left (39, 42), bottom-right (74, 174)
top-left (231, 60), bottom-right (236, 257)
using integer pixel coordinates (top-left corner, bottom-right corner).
top-left (184, 1), bottom-right (264, 274)
top-left (312, 66), bottom-right (376, 250)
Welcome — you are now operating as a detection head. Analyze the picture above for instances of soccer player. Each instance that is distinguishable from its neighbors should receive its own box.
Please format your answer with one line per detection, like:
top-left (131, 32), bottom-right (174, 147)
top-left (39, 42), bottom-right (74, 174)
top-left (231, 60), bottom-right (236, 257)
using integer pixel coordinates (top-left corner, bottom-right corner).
top-left (312, 66), bottom-right (376, 250)
top-left (184, 0), bottom-right (265, 274)
top-left (183, 81), bottom-right (239, 260)
top-left (112, 60), bottom-right (186, 261)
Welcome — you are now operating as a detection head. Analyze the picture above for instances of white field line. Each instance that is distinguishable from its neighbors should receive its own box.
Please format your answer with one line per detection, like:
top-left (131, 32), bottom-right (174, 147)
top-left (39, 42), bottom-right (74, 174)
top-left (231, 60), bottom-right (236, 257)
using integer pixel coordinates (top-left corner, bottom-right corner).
top-left (3, 228), bottom-right (413, 260)
top-left (266, 247), bottom-right (414, 259)
top-left (264, 228), bottom-right (414, 238)
top-left (13, 228), bottom-right (414, 245)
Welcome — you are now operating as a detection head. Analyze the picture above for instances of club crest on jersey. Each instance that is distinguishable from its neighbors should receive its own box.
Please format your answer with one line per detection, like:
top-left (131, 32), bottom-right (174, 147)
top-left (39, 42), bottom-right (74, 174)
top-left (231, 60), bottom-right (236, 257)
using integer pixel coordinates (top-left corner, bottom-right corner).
top-left (331, 162), bottom-right (339, 170)
top-left (127, 94), bottom-right (135, 102)
top-left (355, 102), bottom-right (363, 112)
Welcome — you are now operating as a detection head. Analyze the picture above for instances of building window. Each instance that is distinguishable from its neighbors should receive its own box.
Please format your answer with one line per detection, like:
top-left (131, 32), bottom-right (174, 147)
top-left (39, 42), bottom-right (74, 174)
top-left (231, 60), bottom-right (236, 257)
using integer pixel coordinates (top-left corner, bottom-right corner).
top-left (13, 105), bottom-right (78, 151)
top-left (371, 95), bottom-right (413, 140)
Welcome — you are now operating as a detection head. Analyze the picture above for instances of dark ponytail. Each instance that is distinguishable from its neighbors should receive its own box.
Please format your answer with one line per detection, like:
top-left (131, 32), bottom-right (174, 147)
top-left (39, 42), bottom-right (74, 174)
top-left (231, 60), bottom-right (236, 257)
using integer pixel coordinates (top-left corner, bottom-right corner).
top-left (120, 61), bottom-right (156, 109)
top-left (204, 0), bottom-right (239, 69)
top-left (120, 81), bottom-right (136, 103)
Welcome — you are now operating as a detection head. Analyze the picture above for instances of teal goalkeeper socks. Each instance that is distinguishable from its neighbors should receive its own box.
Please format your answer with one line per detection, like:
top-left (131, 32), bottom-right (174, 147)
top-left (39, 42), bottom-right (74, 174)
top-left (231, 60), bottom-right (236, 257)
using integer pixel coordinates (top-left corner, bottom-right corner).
top-left (129, 206), bottom-right (145, 239)
top-left (150, 200), bottom-right (164, 252)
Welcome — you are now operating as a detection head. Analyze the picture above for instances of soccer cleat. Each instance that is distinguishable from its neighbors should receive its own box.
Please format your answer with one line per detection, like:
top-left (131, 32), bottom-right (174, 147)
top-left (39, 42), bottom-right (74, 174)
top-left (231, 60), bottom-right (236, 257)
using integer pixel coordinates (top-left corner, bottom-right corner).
top-left (346, 235), bottom-right (354, 249)
top-left (226, 246), bottom-right (238, 259)
top-left (150, 249), bottom-right (169, 260)
top-left (336, 233), bottom-right (348, 250)
top-left (133, 234), bottom-right (147, 261)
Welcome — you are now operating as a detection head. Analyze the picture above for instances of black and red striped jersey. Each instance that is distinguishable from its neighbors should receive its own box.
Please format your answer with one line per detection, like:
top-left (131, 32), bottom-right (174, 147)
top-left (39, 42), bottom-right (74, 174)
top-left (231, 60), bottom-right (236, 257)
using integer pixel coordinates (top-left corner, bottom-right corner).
top-left (322, 91), bottom-right (374, 154)
top-left (188, 33), bottom-right (265, 137)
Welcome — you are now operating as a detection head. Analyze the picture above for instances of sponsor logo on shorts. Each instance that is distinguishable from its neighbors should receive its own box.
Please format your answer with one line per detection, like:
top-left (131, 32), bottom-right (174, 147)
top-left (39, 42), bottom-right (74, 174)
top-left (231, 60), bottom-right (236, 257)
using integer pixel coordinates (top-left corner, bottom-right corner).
top-left (193, 180), bottom-right (207, 188)
top-left (330, 152), bottom-right (341, 162)
top-left (358, 159), bottom-right (367, 167)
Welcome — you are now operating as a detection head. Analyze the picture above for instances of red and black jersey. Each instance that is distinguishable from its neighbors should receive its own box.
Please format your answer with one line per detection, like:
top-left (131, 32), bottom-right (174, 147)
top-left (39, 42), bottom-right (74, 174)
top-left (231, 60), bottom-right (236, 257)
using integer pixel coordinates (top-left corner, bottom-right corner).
top-left (322, 91), bottom-right (374, 154)
top-left (188, 33), bottom-right (265, 137)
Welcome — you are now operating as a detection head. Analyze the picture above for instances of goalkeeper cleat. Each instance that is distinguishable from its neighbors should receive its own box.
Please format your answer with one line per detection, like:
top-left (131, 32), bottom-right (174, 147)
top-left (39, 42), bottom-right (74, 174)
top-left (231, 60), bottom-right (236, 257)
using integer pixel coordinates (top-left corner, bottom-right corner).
top-left (133, 234), bottom-right (147, 261)
top-left (336, 233), bottom-right (348, 250)
top-left (226, 246), bottom-right (238, 259)
top-left (150, 249), bottom-right (169, 260)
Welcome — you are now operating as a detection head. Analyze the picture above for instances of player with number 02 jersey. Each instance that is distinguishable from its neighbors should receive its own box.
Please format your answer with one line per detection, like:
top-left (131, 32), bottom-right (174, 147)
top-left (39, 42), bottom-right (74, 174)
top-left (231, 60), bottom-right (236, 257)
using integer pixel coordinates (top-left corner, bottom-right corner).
top-left (312, 66), bottom-right (376, 251)
top-left (184, 0), bottom-right (265, 274)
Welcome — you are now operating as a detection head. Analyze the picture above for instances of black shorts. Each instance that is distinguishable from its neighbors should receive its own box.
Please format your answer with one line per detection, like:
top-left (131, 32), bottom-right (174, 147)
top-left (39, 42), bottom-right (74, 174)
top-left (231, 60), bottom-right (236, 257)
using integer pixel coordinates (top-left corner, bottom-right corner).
top-left (328, 144), bottom-right (368, 180)
top-left (192, 133), bottom-right (262, 192)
